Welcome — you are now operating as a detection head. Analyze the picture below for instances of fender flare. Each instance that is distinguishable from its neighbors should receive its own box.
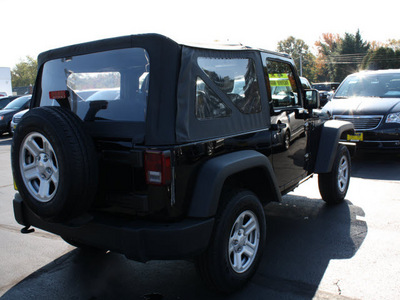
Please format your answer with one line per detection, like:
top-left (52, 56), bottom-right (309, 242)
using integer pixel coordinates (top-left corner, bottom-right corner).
top-left (187, 150), bottom-right (281, 218)
top-left (314, 120), bottom-right (354, 173)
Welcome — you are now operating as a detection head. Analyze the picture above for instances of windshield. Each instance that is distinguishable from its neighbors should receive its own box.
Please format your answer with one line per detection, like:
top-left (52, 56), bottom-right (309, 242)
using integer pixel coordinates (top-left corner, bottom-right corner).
top-left (0, 99), bottom-right (10, 109)
top-left (4, 96), bottom-right (30, 110)
top-left (334, 73), bottom-right (400, 98)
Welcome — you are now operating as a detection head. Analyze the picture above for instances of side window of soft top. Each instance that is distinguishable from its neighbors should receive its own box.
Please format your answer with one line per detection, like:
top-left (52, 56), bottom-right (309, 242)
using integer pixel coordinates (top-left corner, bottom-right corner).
top-left (195, 57), bottom-right (262, 120)
top-left (264, 60), bottom-right (300, 109)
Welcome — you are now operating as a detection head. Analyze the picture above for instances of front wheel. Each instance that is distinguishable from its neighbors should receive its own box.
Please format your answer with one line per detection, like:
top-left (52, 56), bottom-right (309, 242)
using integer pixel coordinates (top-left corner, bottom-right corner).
top-left (196, 190), bottom-right (266, 293)
top-left (318, 145), bottom-right (351, 204)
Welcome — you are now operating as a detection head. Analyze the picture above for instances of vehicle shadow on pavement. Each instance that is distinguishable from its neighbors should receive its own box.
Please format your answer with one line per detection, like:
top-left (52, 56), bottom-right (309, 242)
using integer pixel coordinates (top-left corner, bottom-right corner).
top-left (254, 196), bottom-right (367, 299)
top-left (351, 151), bottom-right (400, 181)
top-left (1, 198), bottom-right (366, 300)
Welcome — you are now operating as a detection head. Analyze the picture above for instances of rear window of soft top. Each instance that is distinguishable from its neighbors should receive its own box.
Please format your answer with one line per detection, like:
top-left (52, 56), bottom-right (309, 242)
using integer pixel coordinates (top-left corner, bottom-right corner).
top-left (39, 48), bottom-right (150, 122)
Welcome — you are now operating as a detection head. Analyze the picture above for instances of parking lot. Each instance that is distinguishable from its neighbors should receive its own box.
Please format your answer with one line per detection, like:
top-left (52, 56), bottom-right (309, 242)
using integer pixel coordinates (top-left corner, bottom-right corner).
top-left (0, 134), bottom-right (399, 300)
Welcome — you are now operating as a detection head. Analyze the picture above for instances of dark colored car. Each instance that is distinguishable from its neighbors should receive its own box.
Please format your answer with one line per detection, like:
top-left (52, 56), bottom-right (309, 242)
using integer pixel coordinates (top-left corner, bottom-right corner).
top-left (0, 95), bottom-right (19, 109)
top-left (323, 69), bottom-right (400, 150)
top-left (10, 109), bottom-right (29, 134)
top-left (11, 34), bottom-right (354, 293)
top-left (300, 76), bottom-right (312, 90)
top-left (0, 95), bottom-right (31, 135)
top-left (312, 82), bottom-right (340, 106)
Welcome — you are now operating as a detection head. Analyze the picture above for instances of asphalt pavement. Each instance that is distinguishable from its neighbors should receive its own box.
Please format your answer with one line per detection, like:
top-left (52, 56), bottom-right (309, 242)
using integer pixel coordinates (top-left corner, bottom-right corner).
top-left (0, 134), bottom-right (399, 300)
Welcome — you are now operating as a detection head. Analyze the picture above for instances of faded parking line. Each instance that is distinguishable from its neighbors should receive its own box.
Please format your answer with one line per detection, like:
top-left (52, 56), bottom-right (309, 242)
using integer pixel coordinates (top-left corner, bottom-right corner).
top-left (0, 184), bottom-right (14, 188)
top-left (0, 224), bottom-right (61, 240)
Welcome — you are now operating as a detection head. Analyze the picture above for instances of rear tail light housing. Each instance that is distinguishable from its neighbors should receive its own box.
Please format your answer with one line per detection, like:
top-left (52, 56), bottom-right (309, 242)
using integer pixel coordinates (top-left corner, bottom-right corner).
top-left (145, 150), bottom-right (172, 185)
top-left (49, 90), bottom-right (69, 100)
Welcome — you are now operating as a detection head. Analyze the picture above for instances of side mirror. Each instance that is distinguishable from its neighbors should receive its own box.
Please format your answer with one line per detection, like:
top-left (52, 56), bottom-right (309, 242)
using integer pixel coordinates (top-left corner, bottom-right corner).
top-left (304, 89), bottom-right (320, 109)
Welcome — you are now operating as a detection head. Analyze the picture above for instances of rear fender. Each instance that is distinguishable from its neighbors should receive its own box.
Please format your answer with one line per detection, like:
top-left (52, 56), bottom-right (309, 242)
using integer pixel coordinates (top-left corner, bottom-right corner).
top-left (187, 150), bottom-right (281, 218)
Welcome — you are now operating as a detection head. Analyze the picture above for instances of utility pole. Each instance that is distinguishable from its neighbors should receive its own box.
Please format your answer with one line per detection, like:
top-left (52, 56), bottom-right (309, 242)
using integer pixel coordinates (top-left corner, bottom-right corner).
top-left (299, 54), bottom-right (303, 77)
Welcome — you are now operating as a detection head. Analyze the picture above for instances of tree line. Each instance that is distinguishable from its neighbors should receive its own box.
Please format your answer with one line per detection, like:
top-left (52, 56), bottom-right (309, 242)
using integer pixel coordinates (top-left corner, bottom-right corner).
top-left (10, 30), bottom-right (400, 89)
top-left (278, 29), bottom-right (400, 83)
top-left (11, 56), bottom-right (37, 89)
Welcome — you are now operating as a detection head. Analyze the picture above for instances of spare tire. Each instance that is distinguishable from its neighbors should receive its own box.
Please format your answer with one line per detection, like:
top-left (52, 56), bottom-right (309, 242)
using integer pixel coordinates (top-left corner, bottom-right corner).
top-left (11, 106), bottom-right (98, 222)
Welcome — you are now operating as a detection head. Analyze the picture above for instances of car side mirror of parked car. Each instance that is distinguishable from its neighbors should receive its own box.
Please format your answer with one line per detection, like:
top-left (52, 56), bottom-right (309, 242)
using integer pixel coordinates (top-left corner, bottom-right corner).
top-left (304, 89), bottom-right (320, 109)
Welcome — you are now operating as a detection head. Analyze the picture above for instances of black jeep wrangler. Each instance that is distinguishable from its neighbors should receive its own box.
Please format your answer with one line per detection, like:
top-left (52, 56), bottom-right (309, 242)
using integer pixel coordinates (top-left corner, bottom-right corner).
top-left (11, 34), bottom-right (354, 293)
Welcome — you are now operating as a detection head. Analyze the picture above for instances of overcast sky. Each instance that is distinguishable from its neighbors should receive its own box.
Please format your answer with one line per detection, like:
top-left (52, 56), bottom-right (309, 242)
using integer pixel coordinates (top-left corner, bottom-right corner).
top-left (2, 0), bottom-right (399, 68)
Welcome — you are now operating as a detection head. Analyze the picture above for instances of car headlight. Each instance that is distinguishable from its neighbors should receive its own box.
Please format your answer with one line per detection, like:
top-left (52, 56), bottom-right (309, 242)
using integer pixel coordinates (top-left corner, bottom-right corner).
top-left (386, 112), bottom-right (400, 124)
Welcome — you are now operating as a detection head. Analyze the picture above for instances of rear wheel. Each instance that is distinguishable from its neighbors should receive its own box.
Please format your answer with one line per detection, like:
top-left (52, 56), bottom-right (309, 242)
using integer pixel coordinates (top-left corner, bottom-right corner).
top-left (318, 145), bottom-right (351, 204)
top-left (196, 190), bottom-right (266, 293)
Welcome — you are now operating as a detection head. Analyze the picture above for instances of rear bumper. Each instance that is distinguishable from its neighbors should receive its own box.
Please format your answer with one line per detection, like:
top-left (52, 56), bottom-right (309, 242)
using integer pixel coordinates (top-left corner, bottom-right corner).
top-left (13, 193), bottom-right (215, 262)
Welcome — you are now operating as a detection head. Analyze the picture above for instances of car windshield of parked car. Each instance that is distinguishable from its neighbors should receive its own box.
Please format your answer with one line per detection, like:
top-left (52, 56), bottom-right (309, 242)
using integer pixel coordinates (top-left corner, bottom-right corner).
top-left (313, 84), bottom-right (331, 91)
top-left (334, 73), bottom-right (400, 99)
top-left (3, 96), bottom-right (30, 110)
top-left (0, 99), bottom-right (10, 109)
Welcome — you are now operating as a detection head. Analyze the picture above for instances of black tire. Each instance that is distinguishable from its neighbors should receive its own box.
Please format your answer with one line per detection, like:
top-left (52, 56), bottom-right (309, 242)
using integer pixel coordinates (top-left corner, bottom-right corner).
top-left (318, 144), bottom-right (351, 204)
top-left (196, 190), bottom-right (266, 293)
top-left (11, 106), bottom-right (98, 222)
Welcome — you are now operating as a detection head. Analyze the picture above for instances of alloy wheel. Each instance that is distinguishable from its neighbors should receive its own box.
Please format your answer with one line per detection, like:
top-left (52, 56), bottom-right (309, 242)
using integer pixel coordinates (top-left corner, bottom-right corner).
top-left (19, 132), bottom-right (59, 202)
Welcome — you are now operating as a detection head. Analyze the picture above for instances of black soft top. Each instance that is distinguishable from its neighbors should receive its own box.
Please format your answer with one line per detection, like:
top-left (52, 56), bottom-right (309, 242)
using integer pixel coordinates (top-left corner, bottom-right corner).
top-left (38, 34), bottom-right (181, 67)
top-left (38, 33), bottom-right (289, 66)
top-left (35, 34), bottom-right (289, 145)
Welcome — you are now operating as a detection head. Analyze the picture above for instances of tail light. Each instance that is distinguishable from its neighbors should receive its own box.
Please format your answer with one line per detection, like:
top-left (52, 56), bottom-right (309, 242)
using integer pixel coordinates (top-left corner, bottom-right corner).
top-left (145, 150), bottom-right (171, 185)
top-left (49, 90), bottom-right (69, 100)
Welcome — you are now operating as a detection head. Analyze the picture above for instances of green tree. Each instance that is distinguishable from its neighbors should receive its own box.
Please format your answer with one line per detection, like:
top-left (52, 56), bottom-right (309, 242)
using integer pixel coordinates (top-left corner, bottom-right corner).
top-left (335, 30), bottom-right (369, 81)
top-left (11, 56), bottom-right (38, 87)
top-left (361, 47), bottom-right (400, 70)
top-left (276, 36), bottom-right (316, 82)
top-left (314, 30), bottom-right (370, 82)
